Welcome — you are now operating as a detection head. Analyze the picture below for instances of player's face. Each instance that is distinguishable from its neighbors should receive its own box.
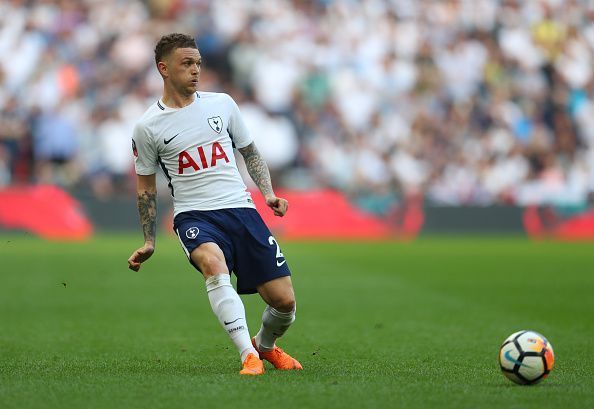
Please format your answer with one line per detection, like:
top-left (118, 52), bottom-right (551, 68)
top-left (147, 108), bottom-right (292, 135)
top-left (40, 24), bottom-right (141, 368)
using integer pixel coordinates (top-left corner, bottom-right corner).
top-left (167, 47), bottom-right (202, 96)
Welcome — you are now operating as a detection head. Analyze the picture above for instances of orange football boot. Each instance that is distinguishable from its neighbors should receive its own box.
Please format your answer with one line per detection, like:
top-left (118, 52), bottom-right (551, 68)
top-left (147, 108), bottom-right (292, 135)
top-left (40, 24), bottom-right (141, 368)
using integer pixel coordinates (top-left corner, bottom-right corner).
top-left (252, 338), bottom-right (303, 370)
top-left (239, 353), bottom-right (265, 375)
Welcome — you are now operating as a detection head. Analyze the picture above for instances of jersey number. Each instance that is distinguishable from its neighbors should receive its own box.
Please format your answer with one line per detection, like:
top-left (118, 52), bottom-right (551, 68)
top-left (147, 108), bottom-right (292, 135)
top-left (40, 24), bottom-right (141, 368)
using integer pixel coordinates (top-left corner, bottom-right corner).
top-left (268, 236), bottom-right (286, 267)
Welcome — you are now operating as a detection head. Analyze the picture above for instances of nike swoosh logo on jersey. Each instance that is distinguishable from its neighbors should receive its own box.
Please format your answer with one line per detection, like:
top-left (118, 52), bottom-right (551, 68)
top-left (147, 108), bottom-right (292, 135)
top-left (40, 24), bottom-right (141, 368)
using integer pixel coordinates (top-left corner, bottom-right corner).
top-left (223, 318), bottom-right (243, 326)
top-left (164, 133), bottom-right (179, 144)
top-left (277, 260), bottom-right (286, 267)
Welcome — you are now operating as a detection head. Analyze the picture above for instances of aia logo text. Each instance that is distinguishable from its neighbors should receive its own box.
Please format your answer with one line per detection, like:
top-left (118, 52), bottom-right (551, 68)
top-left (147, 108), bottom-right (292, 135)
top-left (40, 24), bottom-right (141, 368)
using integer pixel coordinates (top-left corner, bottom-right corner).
top-left (178, 142), bottom-right (229, 174)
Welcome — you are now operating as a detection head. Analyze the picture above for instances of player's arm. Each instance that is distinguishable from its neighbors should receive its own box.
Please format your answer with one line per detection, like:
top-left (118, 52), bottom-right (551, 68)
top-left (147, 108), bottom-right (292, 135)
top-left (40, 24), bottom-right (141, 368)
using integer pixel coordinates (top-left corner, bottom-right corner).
top-left (127, 174), bottom-right (157, 271)
top-left (238, 142), bottom-right (288, 217)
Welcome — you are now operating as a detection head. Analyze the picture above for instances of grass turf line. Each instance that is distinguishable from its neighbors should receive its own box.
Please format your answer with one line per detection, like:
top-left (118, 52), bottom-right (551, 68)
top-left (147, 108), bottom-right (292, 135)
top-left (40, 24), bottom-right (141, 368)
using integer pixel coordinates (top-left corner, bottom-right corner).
top-left (0, 234), bottom-right (593, 409)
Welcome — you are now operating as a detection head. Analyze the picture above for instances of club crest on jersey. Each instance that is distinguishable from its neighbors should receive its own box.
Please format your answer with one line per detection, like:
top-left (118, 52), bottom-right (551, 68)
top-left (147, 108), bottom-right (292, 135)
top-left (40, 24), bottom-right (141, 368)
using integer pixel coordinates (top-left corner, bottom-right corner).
top-left (208, 116), bottom-right (223, 133)
top-left (185, 227), bottom-right (199, 239)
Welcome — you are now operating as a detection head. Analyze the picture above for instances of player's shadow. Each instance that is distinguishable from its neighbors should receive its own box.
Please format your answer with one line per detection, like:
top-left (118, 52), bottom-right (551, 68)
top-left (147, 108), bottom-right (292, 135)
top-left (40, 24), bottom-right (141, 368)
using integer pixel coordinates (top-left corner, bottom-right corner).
top-left (486, 381), bottom-right (563, 389)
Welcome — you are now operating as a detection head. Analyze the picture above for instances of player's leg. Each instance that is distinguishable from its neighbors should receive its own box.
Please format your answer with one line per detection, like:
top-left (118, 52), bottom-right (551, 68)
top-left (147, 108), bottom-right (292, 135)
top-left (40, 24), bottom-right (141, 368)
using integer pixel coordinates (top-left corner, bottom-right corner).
top-left (255, 275), bottom-right (296, 348)
top-left (228, 208), bottom-right (300, 369)
top-left (253, 276), bottom-right (302, 370)
top-left (190, 242), bottom-right (263, 375)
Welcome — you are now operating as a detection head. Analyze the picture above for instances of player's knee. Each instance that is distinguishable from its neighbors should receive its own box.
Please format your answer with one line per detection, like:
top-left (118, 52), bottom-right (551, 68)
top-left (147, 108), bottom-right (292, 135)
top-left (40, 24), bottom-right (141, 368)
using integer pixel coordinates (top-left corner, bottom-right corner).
top-left (192, 251), bottom-right (228, 277)
top-left (271, 296), bottom-right (295, 313)
top-left (200, 259), bottom-right (228, 278)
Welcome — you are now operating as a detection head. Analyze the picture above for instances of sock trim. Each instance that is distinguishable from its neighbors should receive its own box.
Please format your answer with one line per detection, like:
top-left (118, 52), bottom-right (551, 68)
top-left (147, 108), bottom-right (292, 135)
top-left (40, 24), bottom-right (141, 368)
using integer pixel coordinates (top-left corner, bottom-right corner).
top-left (269, 306), bottom-right (296, 319)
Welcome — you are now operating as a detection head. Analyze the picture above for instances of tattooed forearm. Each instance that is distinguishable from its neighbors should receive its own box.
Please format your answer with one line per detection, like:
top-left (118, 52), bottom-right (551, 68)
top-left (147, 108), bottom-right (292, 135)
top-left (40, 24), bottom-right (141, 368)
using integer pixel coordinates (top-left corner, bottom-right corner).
top-left (137, 190), bottom-right (157, 244)
top-left (239, 142), bottom-right (273, 197)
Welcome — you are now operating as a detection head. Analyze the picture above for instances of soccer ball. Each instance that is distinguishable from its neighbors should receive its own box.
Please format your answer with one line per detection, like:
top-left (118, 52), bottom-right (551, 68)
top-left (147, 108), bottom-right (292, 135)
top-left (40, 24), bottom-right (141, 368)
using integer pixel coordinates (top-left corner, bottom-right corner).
top-left (499, 330), bottom-right (555, 385)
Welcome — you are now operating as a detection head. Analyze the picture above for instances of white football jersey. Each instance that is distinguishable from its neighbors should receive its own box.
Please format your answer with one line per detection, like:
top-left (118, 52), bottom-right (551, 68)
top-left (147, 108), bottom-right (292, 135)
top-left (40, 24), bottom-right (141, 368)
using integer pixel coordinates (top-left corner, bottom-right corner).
top-left (132, 92), bottom-right (256, 216)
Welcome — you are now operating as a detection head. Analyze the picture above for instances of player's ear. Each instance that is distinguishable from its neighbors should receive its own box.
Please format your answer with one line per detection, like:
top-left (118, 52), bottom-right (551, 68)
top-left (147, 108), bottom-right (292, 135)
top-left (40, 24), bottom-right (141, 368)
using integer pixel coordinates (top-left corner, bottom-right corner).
top-left (157, 60), bottom-right (168, 78)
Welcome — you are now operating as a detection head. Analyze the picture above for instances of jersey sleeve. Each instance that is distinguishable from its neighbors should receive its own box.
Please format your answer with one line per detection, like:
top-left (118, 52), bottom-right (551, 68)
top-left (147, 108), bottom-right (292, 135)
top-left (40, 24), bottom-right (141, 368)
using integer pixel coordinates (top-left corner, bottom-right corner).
top-left (226, 94), bottom-right (253, 149)
top-left (132, 122), bottom-right (158, 175)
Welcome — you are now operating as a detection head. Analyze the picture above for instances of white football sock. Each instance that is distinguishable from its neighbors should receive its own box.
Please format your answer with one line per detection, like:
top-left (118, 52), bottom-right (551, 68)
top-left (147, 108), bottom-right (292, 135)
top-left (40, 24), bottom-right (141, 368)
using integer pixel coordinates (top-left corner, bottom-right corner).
top-left (254, 305), bottom-right (296, 352)
top-left (205, 274), bottom-right (258, 362)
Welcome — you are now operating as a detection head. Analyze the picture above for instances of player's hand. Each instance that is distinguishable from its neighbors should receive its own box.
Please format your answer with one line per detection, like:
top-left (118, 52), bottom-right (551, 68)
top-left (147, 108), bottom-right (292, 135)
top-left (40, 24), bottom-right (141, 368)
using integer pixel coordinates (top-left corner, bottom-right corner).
top-left (265, 195), bottom-right (289, 217)
top-left (127, 243), bottom-right (155, 271)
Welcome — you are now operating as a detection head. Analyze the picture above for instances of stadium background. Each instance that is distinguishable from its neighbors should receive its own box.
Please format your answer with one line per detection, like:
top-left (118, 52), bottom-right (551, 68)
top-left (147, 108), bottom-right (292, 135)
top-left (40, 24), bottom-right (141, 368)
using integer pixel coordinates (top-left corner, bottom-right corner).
top-left (1, 0), bottom-right (594, 238)
top-left (1, 2), bottom-right (594, 409)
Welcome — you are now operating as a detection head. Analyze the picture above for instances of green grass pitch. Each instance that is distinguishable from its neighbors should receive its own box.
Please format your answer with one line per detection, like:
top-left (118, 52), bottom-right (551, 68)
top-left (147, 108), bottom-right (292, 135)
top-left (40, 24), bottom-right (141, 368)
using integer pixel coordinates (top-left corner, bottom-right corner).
top-left (1, 233), bottom-right (593, 409)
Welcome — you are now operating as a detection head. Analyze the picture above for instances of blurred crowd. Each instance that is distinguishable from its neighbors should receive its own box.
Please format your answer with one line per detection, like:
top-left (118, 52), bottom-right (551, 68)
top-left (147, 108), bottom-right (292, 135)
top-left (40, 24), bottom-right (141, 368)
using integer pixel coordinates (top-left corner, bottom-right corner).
top-left (2, 0), bottom-right (594, 209)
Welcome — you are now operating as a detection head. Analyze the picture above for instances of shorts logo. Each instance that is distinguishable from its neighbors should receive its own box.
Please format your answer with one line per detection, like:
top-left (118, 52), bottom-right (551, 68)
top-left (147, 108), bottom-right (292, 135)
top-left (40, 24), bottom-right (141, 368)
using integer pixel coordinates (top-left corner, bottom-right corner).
top-left (208, 116), bottom-right (223, 133)
top-left (185, 227), bottom-right (200, 239)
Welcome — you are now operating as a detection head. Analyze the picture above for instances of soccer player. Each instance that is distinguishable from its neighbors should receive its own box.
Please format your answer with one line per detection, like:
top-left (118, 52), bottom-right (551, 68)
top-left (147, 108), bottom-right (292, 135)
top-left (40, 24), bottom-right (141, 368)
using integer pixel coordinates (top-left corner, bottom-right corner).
top-left (127, 33), bottom-right (302, 375)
